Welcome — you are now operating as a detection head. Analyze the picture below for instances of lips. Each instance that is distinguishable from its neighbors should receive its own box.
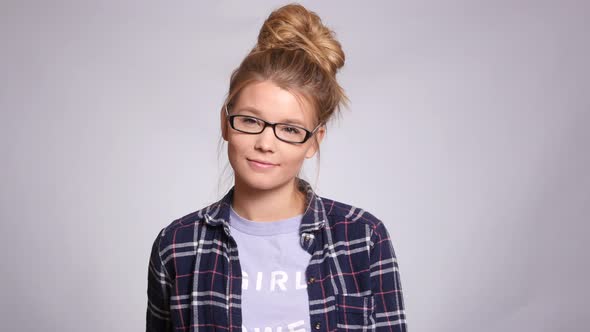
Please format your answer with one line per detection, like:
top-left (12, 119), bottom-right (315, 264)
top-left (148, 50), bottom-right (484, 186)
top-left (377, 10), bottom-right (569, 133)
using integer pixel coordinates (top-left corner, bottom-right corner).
top-left (247, 158), bottom-right (277, 166)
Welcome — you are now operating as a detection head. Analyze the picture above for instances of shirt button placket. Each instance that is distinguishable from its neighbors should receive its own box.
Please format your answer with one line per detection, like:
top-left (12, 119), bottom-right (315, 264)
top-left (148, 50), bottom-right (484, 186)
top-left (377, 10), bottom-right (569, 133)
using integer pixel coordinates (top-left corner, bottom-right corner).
top-left (308, 271), bottom-right (322, 331)
top-left (305, 233), bottom-right (323, 332)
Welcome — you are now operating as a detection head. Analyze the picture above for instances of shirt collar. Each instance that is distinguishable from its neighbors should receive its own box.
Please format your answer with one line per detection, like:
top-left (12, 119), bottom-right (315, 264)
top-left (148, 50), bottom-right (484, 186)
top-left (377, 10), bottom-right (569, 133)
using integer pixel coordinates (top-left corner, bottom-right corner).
top-left (203, 177), bottom-right (327, 236)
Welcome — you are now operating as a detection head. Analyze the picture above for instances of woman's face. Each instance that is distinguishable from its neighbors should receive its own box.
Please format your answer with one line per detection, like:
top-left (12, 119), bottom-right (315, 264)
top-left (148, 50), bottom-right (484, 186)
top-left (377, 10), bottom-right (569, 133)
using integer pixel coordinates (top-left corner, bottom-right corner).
top-left (221, 80), bottom-right (325, 192)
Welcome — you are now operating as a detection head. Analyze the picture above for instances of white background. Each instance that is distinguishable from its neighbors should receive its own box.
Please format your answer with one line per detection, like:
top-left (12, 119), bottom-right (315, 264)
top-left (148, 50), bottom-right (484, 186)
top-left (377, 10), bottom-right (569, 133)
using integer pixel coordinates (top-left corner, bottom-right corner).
top-left (1, 0), bottom-right (588, 331)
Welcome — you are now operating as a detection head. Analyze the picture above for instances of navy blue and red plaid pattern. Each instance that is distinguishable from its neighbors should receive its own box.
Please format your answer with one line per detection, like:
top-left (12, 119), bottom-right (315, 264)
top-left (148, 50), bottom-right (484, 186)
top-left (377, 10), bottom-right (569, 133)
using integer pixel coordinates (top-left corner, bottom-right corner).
top-left (147, 178), bottom-right (407, 331)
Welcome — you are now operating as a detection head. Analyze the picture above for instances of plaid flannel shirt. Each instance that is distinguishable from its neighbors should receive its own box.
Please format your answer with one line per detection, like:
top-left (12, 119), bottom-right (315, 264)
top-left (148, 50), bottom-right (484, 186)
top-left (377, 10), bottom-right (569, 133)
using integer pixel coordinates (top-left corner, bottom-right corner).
top-left (147, 178), bottom-right (407, 331)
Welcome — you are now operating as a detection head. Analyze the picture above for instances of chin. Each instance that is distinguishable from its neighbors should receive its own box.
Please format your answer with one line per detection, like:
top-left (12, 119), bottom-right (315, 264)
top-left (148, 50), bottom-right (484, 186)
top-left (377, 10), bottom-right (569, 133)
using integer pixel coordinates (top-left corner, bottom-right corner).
top-left (235, 171), bottom-right (292, 192)
top-left (240, 175), bottom-right (279, 191)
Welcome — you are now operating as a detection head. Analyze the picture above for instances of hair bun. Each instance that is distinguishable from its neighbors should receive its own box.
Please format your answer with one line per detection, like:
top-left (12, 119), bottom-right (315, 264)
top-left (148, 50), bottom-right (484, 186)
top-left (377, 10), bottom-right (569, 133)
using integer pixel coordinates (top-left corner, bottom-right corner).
top-left (254, 4), bottom-right (345, 76)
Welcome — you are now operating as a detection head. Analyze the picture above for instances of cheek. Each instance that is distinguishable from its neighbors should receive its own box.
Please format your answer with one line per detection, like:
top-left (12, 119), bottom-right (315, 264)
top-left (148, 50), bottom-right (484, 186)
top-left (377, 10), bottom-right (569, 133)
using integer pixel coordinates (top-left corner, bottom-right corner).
top-left (282, 148), bottom-right (309, 167)
top-left (227, 134), bottom-right (248, 155)
top-left (226, 139), bottom-right (244, 168)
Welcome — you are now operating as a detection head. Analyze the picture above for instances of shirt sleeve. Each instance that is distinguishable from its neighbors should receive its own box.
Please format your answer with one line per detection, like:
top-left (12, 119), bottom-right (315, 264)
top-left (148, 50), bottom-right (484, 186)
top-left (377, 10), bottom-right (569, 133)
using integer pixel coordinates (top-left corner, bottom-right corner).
top-left (369, 221), bottom-right (408, 331)
top-left (146, 228), bottom-right (173, 332)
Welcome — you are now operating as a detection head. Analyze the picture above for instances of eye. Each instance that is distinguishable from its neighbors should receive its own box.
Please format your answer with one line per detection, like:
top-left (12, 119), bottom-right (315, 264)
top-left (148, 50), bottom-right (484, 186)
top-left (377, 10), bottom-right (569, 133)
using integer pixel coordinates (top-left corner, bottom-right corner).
top-left (241, 117), bottom-right (258, 124)
top-left (281, 126), bottom-right (301, 134)
top-left (236, 116), bottom-right (261, 127)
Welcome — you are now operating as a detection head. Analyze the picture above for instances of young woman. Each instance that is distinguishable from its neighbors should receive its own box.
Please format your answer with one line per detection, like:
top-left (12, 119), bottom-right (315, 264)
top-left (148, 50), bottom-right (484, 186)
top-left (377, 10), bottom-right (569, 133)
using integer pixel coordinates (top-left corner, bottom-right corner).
top-left (147, 4), bottom-right (407, 332)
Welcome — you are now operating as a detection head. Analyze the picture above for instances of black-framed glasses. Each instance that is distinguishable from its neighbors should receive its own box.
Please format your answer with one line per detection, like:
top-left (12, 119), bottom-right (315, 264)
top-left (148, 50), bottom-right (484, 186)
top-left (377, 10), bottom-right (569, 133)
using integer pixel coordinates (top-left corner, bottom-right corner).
top-left (225, 104), bottom-right (322, 144)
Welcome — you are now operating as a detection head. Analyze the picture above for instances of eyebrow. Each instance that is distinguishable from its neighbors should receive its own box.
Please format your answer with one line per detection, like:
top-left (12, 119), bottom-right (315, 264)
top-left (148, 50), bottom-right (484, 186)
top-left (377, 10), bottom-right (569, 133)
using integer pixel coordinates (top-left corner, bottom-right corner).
top-left (235, 106), bottom-right (307, 127)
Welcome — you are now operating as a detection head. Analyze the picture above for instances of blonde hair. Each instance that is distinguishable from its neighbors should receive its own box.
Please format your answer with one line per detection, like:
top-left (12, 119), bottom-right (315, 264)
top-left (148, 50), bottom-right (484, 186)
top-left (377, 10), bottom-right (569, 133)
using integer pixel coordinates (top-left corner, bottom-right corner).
top-left (218, 3), bottom-right (348, 193)
top-left (224, 3), bottom-right (348, 122)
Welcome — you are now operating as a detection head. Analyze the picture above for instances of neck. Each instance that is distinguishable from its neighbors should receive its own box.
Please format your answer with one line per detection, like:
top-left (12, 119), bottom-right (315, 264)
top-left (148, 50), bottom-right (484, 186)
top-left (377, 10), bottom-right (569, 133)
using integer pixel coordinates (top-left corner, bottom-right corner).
top-left (231, 177), bottom-right (306, 222)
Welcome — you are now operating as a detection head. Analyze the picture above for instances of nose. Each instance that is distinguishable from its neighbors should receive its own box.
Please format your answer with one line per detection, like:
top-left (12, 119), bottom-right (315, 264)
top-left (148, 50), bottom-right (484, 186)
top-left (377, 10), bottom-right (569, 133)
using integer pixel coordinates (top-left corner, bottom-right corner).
top-left (254, 125), bottom-right (277, 151)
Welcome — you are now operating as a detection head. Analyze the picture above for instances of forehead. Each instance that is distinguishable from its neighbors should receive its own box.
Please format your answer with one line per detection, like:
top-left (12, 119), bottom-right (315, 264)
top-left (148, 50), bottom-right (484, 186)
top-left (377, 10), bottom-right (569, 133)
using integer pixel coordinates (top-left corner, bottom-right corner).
top-left (232, 81), bottom-right (315, 125)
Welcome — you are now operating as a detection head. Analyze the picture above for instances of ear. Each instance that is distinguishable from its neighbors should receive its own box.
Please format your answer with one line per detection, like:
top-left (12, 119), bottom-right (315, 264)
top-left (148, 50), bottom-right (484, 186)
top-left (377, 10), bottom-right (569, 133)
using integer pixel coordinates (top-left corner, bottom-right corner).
top-left (221, 106), bottom-right (228, 141)
top-left (305, 125), bottom-right (326, 159)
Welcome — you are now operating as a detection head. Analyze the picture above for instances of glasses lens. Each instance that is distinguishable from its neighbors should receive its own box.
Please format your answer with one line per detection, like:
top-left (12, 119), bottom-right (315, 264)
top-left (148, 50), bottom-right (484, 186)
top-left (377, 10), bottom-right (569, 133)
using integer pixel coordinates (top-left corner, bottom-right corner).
top-left (276, 124), bottom-right (307, 143)
top-left (233, 116), bottom-right (263, 133)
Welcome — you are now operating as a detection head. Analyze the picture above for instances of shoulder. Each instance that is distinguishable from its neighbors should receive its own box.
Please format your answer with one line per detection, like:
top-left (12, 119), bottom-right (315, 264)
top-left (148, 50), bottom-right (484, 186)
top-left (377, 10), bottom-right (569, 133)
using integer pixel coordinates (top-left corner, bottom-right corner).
top-left (152, 200), bottom-right (218, 249)
top-left (319, 195), bottom-right (386, 239)
top-left (319, 195), bottom-right (399, 262)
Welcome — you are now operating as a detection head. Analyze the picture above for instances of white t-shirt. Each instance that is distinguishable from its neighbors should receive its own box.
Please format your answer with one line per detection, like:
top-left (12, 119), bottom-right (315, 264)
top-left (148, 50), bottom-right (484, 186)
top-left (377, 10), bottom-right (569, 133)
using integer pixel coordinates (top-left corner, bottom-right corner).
top-left (229, 205), bottom-right (312, 332)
